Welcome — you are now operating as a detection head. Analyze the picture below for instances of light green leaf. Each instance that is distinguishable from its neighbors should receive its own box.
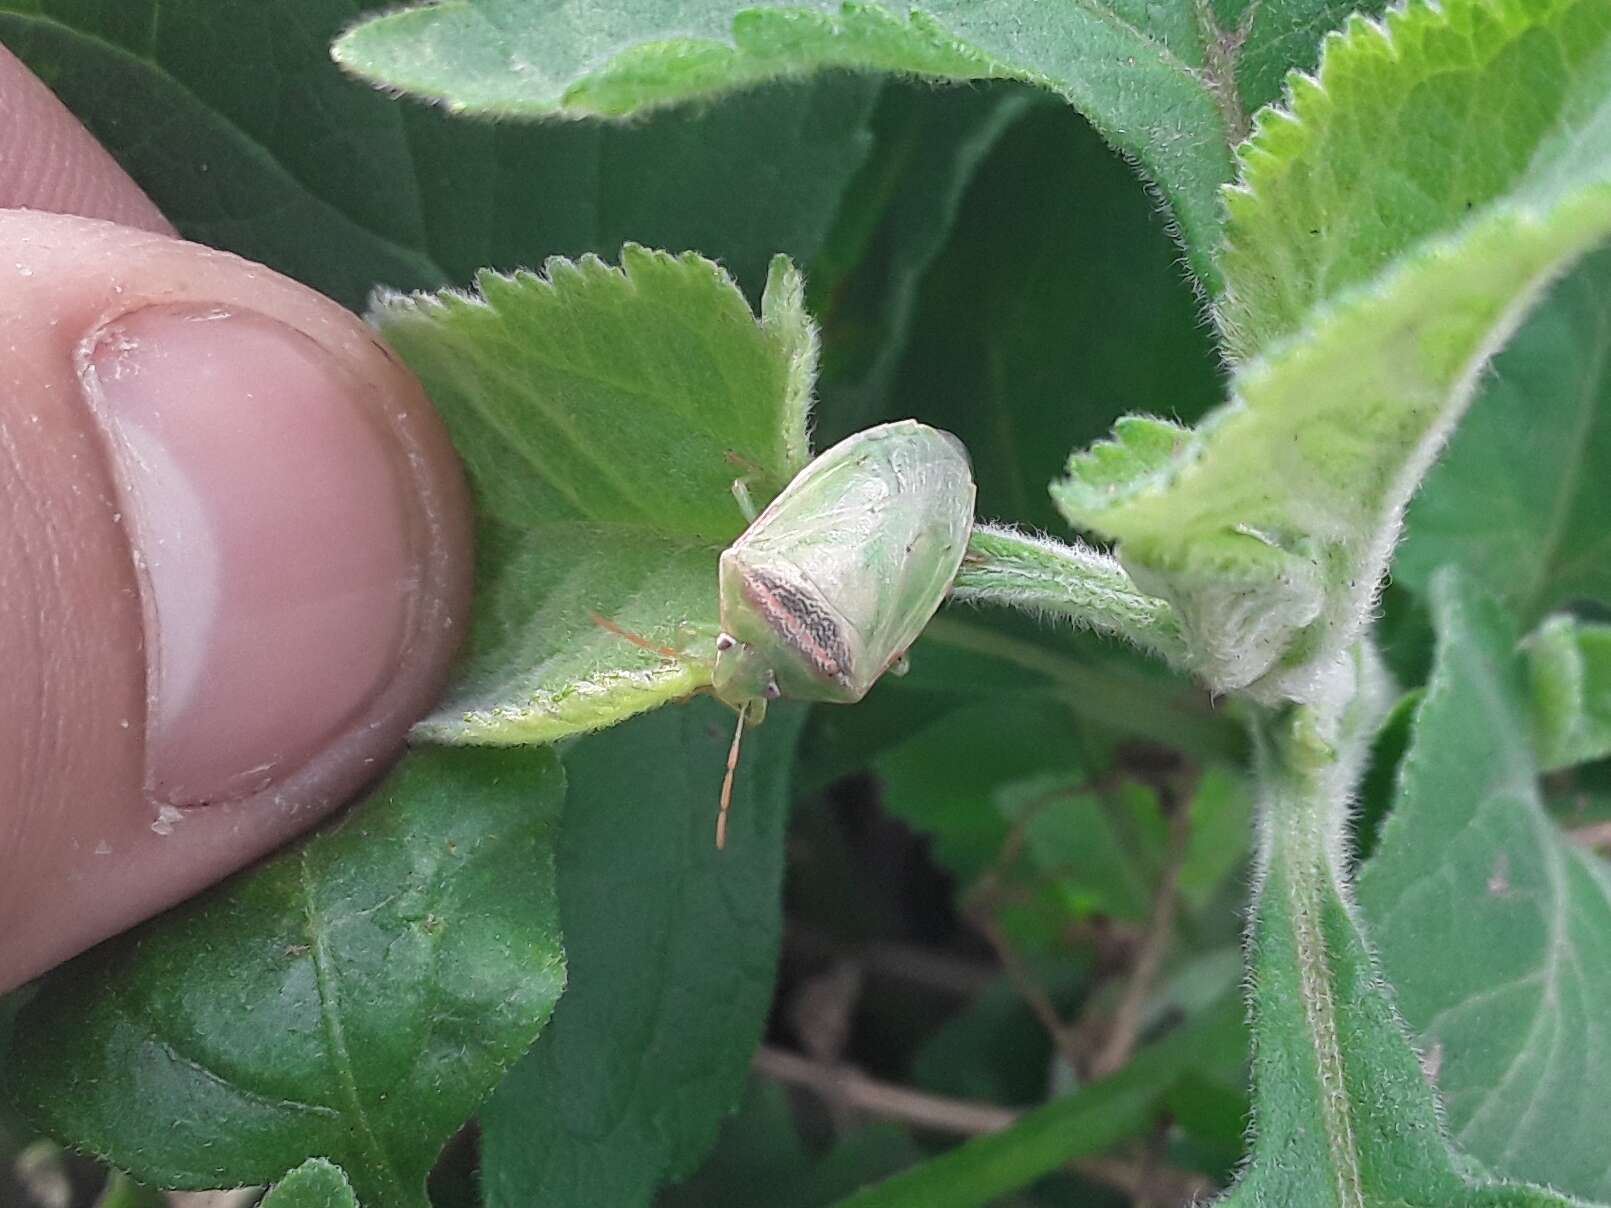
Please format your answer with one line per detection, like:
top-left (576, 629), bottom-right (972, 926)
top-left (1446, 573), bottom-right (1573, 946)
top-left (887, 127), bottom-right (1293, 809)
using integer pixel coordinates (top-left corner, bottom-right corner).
top-left (1526, 614), bottom-right (1611, 772)
top-left (373, 247), bottom-right (813, 744)
top-left (1397, 249), bottom-right (1611, 620)
top-left (1056, 0), bottom-right (1611, 700)
top-left (7, 749), bottom-right (566, 1208)
top-left (1225, 646), bottom-right (1586, 1207)
top-left (480, 698), bottom-right (805, 1208)
top-left (1358, 574), bottom-right (1611, 1200)
top-left (260, 1159), bottom-right (359, 1208)
top-left (334, 0), bottom-right (1375, 287)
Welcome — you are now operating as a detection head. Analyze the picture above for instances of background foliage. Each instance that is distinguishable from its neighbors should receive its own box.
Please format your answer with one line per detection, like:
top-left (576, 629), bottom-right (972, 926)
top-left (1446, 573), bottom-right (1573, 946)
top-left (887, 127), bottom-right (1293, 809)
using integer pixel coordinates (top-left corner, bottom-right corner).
top-left (3, 0), bottom-right (1611, 1205)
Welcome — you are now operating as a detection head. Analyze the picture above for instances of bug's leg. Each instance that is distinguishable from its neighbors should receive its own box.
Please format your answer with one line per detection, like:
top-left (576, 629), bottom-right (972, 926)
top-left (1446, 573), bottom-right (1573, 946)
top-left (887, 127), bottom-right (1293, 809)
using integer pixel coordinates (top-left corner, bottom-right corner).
top-left (717, 702), bottom-right (750, 850)
top-left (723, 449), bottom-right (766, 525)
top-left (731, 477), bottom-right (758, 524)
top-left (589, 612), bottom-right (683, 660)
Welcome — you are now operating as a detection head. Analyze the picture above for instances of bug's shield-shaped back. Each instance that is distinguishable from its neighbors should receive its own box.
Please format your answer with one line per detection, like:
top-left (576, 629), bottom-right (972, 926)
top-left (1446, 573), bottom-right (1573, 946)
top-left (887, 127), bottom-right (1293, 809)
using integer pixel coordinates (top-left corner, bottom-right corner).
top-left (717, 420), bottom-right (976, 708)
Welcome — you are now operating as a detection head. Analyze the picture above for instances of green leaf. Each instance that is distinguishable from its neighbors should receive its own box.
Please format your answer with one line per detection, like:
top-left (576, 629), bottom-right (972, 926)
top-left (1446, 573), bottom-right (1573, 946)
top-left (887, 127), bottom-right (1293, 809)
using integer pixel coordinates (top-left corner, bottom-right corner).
top-left (260, 1159), bottom-right (359, 1208)
top-left (373, 248), bottom-right (813, 744)
top-left (661, 1082), bottom-right (921, 1208)
top-left (0, 4), bottom-right (878, 309)
top-left (1358, 573), bottom-right (1611, 1200)
top-left (1226, 647), bottom-right (1585, 1207)
top-left (7, 749), bottom-right (566, 1208)
top-left (996, 775), bottom-right (1167, 925)
top-left (332, 0), bottom-right (1225, 282)
top-left (1397, 249), bottom-right (1611, 620)
top-left (1056, 0), bottom-right (1611, 700)
top-left (333, 0), bottom-right (1374, 287)
top-left (873, 699), bottom-right (1084, 883)
top-left (1526, 614), bottom-right (1611, 773)
top-left (480, 697), bottom-right (805, 1208)
top-left (92, 1171), bottom-right (169, 1208)
top-left (809, 81), bottom-right (1035, 443)
top-left (861, 102), bottom-right (1225, 532)
top-left (825, 996), bottom-right (1246, 1208)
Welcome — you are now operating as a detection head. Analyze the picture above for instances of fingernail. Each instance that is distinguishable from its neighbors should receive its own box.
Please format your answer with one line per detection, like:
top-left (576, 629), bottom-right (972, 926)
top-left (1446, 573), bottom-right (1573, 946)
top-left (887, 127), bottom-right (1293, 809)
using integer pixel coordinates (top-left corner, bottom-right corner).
top-left (83, 306), bottom-right (424, 808)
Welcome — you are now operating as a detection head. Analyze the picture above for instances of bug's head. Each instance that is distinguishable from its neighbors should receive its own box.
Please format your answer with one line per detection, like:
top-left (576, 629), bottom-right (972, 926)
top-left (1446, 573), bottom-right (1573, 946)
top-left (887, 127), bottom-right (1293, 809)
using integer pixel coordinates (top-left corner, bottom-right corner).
top-left (712, 631), bottom-right (780, 721)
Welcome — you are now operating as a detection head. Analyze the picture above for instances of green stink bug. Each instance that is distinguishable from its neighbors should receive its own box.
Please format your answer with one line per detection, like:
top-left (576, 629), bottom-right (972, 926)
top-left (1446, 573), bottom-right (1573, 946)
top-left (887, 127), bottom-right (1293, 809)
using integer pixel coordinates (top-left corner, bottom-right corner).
top-left (711, 419), bottom-right (976, 846)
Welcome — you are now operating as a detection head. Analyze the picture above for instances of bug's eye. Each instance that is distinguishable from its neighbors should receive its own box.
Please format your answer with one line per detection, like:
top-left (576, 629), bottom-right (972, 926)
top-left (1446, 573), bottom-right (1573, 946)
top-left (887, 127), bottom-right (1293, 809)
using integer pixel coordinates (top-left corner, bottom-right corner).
top-left (764, 677), bottom-right (782, 700)
top-left (716, 633), bottom-right (737, 652)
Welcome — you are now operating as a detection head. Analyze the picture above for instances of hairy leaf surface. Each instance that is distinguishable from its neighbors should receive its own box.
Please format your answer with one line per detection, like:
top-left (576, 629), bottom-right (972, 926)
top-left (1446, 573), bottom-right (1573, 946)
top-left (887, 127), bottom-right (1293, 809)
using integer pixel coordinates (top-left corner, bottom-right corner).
top-left (1359, 574), bottom-right (1611, 1200)
top-left (1057, 0), bottom-right (1611, 700)
top-left (374, 248), bottom-right (813, 744)
top-left (1226, 648), bottom-right (1582, 1206)
top-left (259, 1159), bottom-right (359, 1208)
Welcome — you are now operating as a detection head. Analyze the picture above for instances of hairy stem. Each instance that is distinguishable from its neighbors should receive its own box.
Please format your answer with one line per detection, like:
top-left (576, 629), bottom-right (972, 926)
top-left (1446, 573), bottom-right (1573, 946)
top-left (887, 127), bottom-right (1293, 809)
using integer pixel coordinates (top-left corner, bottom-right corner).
top-left (954, 526), bottom-right (1189, 666)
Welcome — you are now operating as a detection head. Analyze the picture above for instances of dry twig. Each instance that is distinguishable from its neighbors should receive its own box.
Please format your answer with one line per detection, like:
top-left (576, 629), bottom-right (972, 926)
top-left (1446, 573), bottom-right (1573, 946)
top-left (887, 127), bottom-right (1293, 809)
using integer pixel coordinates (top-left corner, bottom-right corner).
top-left (753, 1045), bottom-right (1019, 1136)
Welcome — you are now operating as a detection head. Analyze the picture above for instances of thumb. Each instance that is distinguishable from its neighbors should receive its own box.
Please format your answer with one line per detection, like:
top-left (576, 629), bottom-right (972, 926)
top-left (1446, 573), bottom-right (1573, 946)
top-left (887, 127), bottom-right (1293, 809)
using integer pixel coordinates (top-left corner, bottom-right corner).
top-left (0, 171), bottom-right (472, 990)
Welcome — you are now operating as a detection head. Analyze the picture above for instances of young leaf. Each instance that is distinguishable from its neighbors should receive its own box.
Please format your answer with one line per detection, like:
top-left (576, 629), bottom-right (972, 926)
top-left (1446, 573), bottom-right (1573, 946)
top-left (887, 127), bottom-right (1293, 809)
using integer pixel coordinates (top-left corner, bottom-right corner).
top-left (479, 698), bottom-right (805, 1208)
top-left (7, 749), bottom-right (566, 1208)
top-left (373, 247), bottom-right (814, 744)
top-left (1056, 0), bottom-right (1611, 700)
top-left (259, 1159), bottom-right (358, 1208)
top-left (1358, 574), bottom-right (1611, 1200)
top-left (1226, 647), bottom-right (1586, 1207)
top-left (1397, 249), bottom-right (1611, 620)
top-left (1526, 614), bottom-right (1611, 772)
top-left (333, 0), bottom-right (1376, 286)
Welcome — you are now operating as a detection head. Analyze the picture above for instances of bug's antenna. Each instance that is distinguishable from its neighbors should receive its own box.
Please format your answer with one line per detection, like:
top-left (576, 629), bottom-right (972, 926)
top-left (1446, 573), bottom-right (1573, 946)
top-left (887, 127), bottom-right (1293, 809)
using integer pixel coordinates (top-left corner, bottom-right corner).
top-left (717, 703), bottom-right (748, 850)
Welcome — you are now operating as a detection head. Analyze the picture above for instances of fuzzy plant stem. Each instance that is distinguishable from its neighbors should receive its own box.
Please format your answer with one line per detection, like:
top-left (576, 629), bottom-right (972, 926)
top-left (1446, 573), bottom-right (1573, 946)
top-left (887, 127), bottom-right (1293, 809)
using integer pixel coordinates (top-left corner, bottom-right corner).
top-left (952, 524), bottom-right (1189, 668)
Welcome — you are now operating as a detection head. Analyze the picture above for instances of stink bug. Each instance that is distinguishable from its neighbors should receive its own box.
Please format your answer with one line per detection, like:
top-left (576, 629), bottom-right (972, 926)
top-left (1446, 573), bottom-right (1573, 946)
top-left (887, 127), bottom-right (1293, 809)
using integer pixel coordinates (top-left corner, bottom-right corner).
top-left (711, 419), bottom-right (976, 846)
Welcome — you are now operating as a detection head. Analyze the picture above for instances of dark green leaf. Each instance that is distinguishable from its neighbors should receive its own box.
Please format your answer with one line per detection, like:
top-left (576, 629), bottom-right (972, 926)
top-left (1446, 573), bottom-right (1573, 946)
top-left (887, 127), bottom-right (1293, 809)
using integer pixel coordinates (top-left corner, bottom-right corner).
top-left (0, 3), bottom-right (878, 308)
top-left (874, 699), bottom-right (1083, 883)
top-left (8, 749), bottom-right (565, 1208)
top-left (658, 1081), bottom-right (921, 1208)
top-left (260, 1158), bottom-right (359, 1208)
top-left (480, 698), bottom-right (806, 1208)
top-left (810, 82), bottom-right (1037, 443)
top-left (889, 104), bottom-right (1222, 535)
top-left (1359, 572), bottom-right (1611, 1201)
top-left (333, 0), bottom-right (1236, 284)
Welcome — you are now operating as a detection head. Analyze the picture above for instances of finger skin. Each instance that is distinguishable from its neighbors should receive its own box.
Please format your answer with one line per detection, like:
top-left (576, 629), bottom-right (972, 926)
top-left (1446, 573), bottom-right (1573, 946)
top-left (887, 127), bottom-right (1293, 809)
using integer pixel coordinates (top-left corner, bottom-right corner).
top-left (0, 44), bottom-right (172, 233)
top-left (0, 212), bottom-right (473, 991)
